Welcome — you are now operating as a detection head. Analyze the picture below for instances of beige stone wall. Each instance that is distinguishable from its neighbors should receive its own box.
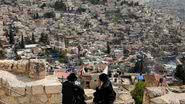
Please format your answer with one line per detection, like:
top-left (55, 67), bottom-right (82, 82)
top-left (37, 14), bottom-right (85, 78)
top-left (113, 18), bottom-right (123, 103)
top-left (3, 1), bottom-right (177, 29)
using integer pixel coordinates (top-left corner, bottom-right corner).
top-left (0, 71), bottom-right (62, 104)
top-left (0, 59), bottom-right (45, 80)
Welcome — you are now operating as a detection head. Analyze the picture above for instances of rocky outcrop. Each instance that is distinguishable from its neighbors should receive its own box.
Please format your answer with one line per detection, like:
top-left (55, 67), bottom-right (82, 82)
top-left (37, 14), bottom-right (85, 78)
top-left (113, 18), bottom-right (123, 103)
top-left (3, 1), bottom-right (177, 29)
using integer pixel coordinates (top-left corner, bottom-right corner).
top-left (116, 92), bottom-right (135, 104)
top-left (0, 59), bottom-right (45, 79)
top-left (150, 93), bottom-right (185, 104)
top-left (28, 59), bottom-right (46, 79)
top-left (143, 87), bottom-right (185, 104)
top-left (0, 70), bottom-right (62, 104)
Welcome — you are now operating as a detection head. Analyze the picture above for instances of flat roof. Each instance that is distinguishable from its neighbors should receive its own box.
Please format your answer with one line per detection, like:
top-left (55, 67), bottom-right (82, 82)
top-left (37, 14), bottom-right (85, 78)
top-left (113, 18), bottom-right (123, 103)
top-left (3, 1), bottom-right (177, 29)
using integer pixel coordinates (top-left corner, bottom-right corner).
top-left (25, 44), bottom-right (38, 48)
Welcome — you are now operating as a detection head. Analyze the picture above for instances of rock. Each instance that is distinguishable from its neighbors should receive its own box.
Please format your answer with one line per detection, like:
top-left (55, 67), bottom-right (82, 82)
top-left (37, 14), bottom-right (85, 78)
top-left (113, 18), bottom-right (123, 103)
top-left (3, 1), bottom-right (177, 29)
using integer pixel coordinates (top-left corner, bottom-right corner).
top-left (146, 87), bottom-right (168, 98)
top-left (85, 89), bottom-right (95, 104)
top-left (14, 22), bottom-right (24, 29)
top-left (25, 85), bottom-right (32, 95)
top-left (115, 99), bottom-right (135, 104)
top-left (30, 96), bottom-right (43, 104)
top-left (0, 70), bottom-right (62, 104)
top-left (10, 87), bottom-right (25, 97)
top-left (0, 96), bottom-right (18, 104)
top-left (150, 97), bottom-right (169, 104)
top-left (0, 60), bottom-right (13, 71)
top-left (16, 60), bottom-right (29, 73)
top-left (38, 71), bottom-right (46, 79)
top-left (180, 99), bottom-right (185, 104)
top-left (29, 59), bottom-right (46, 79)
top-left (119, 93), bottom-right (134, 102)
top-left (0, 89), bottom-right (5, 96)
top-left (0, 60), bottom-right (45, 79)
top-left (169, 86), bottom-right (185, 93)
top-left (1, 78), bottom-right (10, 89)
top-left (37, 94), bottom-right (48, 103)
top-left (85, 89), bottom-right (95, 99)
top-left (32, 47), bottom-right (42, 54)
top-left (32, 85), bottom-right (44, 95)
top-left (45, 83), bottom-right (61, 94)
top-left (12, 60), bottom-right (29, 74)
top-left (17, 96), bottom-right (30, 104)
top-left (12, 61), bottom-right (18, 72)
top-left (144, 86), bottom-right (185, 104)
top-left (49, 94), bottom-right (62, 104)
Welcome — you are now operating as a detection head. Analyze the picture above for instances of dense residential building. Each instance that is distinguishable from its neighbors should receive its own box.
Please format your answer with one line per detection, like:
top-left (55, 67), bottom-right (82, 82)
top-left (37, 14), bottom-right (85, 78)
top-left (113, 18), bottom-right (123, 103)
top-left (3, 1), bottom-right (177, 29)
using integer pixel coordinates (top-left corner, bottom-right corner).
top-left (0, 0), bottom-right (184, 104)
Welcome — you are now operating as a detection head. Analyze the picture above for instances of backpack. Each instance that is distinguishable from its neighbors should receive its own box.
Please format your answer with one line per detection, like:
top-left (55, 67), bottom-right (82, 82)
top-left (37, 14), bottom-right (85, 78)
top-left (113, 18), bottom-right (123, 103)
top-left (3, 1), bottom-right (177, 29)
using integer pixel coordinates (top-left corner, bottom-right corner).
top-left (72, 86), bottom-right (86, 104)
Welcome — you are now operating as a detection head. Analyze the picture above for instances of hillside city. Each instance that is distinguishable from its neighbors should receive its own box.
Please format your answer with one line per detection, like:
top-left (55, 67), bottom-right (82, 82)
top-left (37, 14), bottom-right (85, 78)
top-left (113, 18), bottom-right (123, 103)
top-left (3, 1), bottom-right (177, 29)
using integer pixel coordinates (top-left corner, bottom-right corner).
top-left (0, 0), bottom-right (185, 104)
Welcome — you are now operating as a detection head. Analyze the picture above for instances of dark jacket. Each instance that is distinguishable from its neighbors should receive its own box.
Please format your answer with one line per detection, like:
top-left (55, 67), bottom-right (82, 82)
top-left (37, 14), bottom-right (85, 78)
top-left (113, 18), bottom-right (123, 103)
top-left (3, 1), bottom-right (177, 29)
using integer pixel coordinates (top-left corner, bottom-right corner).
top-left (93, 81), bottom-right (116, 104)
top-left (62, 81), bottom-right (86, 104)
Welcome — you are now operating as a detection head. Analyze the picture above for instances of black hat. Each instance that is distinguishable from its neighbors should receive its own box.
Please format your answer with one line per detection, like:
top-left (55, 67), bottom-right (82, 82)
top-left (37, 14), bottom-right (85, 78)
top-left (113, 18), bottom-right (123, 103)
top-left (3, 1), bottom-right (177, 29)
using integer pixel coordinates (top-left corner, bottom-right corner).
top-left (99, 73), bottom-right (108, 82)
top-left (67, 73), bottom-right (77, 81)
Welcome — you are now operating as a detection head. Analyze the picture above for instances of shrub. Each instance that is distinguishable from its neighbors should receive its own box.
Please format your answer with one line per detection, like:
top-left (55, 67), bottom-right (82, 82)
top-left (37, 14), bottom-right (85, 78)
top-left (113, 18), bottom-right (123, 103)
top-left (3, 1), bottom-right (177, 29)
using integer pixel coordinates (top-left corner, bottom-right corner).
top-left (44, 11), bottom-right (55, 18)
top-left (0, 49), bottom-right (5, 59)
top-left (131, 81), bottom-right (145, 104)
top-left (77, 6), bottom-right (86, 13)
top-left (89, 0), bottom-right (107, 5)
top-left (89, 0), bottom-right (99, 5)
top-left (39, 33), bottom-right (49, 44)
top-left (175, 64), bottom-right (185, 84)
top-left (54, 0), bottom-right (66, 11)
top-left (59, 50), bottom-right (68, 63)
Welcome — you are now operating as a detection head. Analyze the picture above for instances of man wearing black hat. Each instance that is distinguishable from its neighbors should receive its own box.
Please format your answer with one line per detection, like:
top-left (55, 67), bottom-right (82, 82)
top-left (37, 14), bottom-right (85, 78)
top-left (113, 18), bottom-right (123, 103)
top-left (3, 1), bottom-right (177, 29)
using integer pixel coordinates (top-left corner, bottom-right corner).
top-left (62, 73), bottom-right (86, 104)
top-left (93, 73), bottom-right (116, 104)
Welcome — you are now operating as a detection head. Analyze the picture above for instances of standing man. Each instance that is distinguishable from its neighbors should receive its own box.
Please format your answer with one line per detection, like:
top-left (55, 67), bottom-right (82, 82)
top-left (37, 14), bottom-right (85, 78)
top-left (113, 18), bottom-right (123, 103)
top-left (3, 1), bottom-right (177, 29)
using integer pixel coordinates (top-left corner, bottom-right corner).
top-left (93, 73), bottom-right (116, 104)
top-left (62, 73), bottom-right (86, 104)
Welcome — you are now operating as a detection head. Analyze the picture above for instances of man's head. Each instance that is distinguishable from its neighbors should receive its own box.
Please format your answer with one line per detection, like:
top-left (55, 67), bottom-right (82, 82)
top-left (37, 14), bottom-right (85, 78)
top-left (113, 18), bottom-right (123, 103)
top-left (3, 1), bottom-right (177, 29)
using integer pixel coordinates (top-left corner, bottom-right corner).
top-left (67, 73), bottom-right (77, 82)
top-left (99, 73), bottom-right (109, 82)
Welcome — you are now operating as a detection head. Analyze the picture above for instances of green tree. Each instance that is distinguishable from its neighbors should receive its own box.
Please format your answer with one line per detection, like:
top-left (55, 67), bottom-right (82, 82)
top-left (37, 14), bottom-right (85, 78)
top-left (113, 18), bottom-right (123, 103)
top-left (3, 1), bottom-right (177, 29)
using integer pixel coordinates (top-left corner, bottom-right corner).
top-left (175, 64), bottom-right (185, 84)
top-left (44, 11), bottom-right (55, 18)
top-left (32, 33), bottom-right (35, 43)
top-left (39, 33), bottom-right (49, 44)
top-left (54, 0), bottom-right (66, 11)
top-left (77, 6), bottom-right (86, 13)
top-left (14, 45), bottom-right (21, 60)
top-left (20, 35), bottom-right (25, 49)
top-left (64, 39), bottom-right (69, 48)
top-left (59, 50), bottom-right (68, 63)
top-left (89, 0), bottom-right (99, 4)
top-left (8, 24), bottom-right (15, 45)
top-left (113, 9), bottom-right (123, 23)
top-left (89, 0), bottom-right (107, 5)
top-left (107, 41), bottom-right (111, 54)
top-left (0, 49), bottom-right (5, 59)
top-left (131, 81), bottom-right (145, 104)
top-left (32, 13), bottom-right (39, 19)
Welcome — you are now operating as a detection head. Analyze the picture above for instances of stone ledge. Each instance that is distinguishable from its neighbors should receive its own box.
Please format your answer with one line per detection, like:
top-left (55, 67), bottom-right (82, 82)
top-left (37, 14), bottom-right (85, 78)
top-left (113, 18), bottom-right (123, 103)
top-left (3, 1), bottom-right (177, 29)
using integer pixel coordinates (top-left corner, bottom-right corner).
top-left (0, 59), bottom-right (46, 80)
top-left (10, 87), bottom-right (25, 97)
top-left (45, 83), bottom-right (61, 94)
top-left (49, 94), bottom-right (62, 104)
top-left (0, 70), bottom-right (62, 104)
top-left (0, 70), bottom-right (62, 96)
top-left (32, 85), bottom-right (44, 95)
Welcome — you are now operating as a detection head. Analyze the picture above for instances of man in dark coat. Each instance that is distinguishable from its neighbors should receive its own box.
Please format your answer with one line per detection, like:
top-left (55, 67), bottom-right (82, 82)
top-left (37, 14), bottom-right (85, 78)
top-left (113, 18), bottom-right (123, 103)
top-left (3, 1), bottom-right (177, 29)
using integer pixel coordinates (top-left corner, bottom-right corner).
top-left (93, 73), bottom-right (116, 104)
top-left (62, 73), bottom-right (86, 104)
